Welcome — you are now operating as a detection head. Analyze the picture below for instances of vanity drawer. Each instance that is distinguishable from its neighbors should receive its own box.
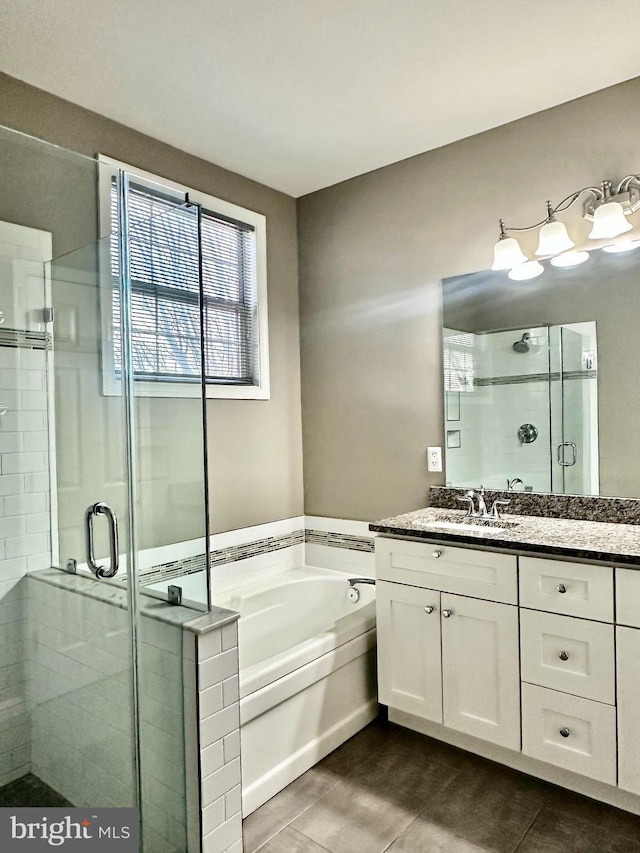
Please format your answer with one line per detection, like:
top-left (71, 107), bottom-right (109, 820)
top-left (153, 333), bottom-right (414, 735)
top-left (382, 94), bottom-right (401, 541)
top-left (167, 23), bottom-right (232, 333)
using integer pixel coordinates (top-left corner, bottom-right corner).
top-left (521, 683), bottom-right (616, 785)
top-left (615, 568), bottom-right (640, 628)
top-left (519, 557), bottom-right (613, 622)
top-left (376, 537), bottom-right (517, 603)
top-left (520, 610), bottom-right (614, 704)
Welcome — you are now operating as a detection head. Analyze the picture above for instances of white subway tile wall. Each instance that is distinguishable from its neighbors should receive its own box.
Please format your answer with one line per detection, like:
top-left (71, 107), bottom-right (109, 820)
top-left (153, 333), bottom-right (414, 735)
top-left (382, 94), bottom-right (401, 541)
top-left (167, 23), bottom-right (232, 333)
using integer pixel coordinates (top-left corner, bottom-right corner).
top-left (28, 574), bottom-right (195, 853)
top-left (0, 578), bottom-right (29, 788)
top-left (0, 221), bottom-right (53, 790)
top-left (195, 619), bottom-right (243, 853)
top-left (28, 577), bottom-right (137, 808)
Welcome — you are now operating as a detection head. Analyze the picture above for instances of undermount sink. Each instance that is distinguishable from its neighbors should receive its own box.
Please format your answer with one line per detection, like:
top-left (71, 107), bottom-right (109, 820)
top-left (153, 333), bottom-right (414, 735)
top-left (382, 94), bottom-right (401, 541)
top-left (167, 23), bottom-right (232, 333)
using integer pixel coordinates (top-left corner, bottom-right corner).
top-left (429, 513), bottom-right (519, 531)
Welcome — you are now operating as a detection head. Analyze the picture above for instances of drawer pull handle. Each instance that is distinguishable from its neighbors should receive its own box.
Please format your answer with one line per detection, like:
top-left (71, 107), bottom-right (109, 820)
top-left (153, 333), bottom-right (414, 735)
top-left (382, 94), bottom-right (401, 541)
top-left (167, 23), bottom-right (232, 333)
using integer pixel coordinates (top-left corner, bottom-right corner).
top-left (559, 651), bottom-right (570, 661)
top-left (424, 605), bottom-right (435, 614)
top-left (557, 583), bottom-right (567, 594)
top-left (559, 727), bottom-right (571, 738)
top-left (442, 609), bottom-right (452, 618)
top-left (432, 549), bottom-right (442, 559)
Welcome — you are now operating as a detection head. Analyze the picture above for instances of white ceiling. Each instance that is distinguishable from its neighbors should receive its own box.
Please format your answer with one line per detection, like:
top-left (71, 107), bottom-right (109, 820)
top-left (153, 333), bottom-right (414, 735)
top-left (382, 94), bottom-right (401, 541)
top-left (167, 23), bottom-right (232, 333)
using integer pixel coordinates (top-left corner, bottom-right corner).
top-left (2, 0), bottom-right (640, 197)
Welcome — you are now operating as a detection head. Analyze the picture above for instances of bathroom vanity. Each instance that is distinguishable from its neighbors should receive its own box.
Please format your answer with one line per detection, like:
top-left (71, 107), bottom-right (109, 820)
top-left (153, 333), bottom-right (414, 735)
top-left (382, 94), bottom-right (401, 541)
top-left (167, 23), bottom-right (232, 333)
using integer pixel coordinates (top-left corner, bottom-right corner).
top-left (370, 506), bottom-right (640, 813)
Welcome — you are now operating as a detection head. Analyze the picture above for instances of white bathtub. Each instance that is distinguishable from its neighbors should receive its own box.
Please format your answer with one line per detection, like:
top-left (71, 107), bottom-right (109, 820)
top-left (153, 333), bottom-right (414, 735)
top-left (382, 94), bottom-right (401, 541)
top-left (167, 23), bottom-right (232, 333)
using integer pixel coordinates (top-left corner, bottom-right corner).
top-left (214, 566), bottom-right (378, 815)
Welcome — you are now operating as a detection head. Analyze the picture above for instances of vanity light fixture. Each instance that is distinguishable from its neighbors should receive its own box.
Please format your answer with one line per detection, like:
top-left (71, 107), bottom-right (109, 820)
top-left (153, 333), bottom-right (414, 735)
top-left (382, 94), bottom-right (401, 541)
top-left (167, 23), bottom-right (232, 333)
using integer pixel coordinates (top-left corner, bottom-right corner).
top-left (492, 174), bottom-right (640, 278)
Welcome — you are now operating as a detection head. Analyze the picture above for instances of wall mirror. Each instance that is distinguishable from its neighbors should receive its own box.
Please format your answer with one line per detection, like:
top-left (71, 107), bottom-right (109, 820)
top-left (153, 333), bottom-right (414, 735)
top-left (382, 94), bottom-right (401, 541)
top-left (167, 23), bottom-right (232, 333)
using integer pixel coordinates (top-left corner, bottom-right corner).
top-left (441, 246), bottom-right (640, 498)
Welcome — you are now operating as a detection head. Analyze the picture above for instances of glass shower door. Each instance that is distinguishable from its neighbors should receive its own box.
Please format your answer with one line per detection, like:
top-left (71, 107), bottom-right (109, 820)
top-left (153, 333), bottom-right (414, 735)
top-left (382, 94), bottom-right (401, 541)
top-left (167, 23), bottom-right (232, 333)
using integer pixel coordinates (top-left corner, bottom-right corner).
top-left (550, 324), bottom-right (599, 495)
top-left (40, 231), bottom-right (140, 815)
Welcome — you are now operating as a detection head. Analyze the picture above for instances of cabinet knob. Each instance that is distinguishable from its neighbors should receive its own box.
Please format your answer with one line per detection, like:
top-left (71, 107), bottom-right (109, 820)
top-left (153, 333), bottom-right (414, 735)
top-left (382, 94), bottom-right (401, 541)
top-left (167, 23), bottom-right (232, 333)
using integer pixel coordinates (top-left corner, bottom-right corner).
top-left (559, 727), bottom-right (571, 738)
top-left (424, 605), bottom-right (435, 614)
top-left (559, 651), bottom-right (569, 661)
top-left (557, 583), bottom-right (567, 594)
top-left (432, 549), bottom-right (442, 559)
top-left (441, 609), bottom-right (452, 618)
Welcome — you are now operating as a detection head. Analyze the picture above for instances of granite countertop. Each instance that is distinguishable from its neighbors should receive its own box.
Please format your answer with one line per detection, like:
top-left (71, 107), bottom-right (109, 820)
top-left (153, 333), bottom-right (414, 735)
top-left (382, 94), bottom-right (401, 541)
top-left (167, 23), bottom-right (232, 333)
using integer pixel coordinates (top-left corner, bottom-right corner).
top-left (369, 507), bottom-right (640, 566)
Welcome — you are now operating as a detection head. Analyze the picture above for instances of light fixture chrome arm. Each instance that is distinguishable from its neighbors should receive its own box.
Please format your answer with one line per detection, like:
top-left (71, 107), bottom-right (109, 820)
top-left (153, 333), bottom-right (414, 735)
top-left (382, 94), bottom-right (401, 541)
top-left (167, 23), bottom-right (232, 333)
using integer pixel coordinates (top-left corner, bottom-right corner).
top-left (498, 186), bottom-right (601, 234)
top-left (492, 171), bottom-right (640, 278)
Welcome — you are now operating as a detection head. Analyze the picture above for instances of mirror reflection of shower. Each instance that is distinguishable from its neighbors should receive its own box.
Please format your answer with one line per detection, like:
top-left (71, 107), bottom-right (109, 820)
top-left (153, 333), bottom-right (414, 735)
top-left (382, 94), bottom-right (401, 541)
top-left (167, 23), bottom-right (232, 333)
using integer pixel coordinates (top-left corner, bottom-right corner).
top-left (513, 332), bottom-right (531, 353)
top-left (443, 322), bottom-right (599, 495)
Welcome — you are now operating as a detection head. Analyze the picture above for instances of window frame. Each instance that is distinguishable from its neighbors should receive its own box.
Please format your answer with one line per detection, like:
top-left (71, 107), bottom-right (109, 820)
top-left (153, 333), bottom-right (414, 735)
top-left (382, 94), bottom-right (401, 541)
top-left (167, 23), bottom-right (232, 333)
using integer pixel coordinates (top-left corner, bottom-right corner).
top-left (98, 155), bottom-right (270, 400)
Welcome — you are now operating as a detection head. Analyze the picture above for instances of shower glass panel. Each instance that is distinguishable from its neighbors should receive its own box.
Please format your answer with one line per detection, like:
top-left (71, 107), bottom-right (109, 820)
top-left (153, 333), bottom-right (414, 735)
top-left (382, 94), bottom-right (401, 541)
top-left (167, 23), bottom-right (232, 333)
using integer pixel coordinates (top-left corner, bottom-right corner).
top-left (124, 199), bottom-right (211, 613)
top-left (0, 125), bottom-right (211, 850)
top-left (0, 128), bottom-right (147, 813)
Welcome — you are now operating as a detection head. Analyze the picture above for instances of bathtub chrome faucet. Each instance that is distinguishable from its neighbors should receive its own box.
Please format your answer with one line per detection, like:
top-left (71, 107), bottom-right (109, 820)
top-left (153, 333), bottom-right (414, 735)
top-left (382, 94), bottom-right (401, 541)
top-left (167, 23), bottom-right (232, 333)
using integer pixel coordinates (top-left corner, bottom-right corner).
top-left (347, 577), bottom-right (376, 603)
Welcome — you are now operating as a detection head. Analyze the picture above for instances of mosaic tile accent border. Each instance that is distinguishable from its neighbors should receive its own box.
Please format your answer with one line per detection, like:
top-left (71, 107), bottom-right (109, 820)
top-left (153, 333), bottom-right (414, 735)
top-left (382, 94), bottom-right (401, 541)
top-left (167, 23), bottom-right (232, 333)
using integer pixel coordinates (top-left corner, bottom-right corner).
top-left (137, 530), bottom-right (303, 586)
top-left (136, 527), bottom-right (376, 587)
top-left (138, 554), bottom-right (207, 587)
top-left (209, 531), bottom-right (304, 566)
top-left (474, 370), bottom-right (596, 387)
top-left (429, 486), bottom-right (640, 525)
top-left (0, 327), bottom-right (51, 350)
top-left (305, 529), bottom-right (375, 553)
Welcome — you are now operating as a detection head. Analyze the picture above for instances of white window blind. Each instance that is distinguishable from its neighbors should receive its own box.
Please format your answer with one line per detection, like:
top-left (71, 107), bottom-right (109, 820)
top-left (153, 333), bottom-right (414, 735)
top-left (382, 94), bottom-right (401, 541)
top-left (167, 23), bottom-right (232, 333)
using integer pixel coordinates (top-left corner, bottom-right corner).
top-left (110, 181), bottom-right (258, 384)
top-left (443, 333), bottom-right (475, 392)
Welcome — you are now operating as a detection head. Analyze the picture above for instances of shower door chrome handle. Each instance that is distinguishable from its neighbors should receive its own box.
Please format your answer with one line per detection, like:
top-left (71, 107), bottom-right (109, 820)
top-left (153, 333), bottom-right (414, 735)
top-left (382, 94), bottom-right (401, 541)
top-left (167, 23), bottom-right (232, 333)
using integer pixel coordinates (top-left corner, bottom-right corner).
top-left (557, 442), bottom-right (577, 467)
top-left (84, 502), bottom-right (119, 579)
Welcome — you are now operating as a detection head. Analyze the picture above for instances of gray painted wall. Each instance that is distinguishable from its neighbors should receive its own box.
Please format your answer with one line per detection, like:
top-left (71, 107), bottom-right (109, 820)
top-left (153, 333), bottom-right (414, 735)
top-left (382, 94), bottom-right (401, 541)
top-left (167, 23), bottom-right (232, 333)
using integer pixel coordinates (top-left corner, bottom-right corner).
top-left (0, 73), bottom-right (303, 543)
top-left (298, 76), bottom-right (640, 521)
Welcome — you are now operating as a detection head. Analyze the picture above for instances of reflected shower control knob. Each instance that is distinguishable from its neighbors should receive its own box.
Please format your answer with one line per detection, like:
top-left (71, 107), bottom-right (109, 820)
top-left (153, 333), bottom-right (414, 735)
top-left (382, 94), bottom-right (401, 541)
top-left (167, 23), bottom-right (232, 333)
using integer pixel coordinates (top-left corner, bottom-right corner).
top-left (557, 583), bottom-right (567, 593)
top-left (432, 549), bottom-right (442, 559)
top-left (559, 727), bottom-right (571, 738)
top-left (559, 651), bottom-right (569, 661)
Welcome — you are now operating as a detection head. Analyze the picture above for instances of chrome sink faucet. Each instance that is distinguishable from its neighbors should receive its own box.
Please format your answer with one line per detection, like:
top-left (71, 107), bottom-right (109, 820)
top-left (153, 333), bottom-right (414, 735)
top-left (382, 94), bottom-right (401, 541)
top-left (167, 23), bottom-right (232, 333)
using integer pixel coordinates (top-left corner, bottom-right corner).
top-left (458, 486), bottom-right (511, 519)
top-left (457, 489), bottom-right (478, 516)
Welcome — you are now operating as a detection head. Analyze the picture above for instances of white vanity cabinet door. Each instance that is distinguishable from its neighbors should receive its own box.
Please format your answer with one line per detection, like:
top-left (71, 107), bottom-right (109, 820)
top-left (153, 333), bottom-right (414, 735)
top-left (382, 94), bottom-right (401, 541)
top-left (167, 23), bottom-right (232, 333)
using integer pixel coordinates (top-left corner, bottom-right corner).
top-left (519, 557), bottom-right (613, 622)
top-left (376, 537), bottom-right (517, 603)
top-left (376, 580), bottom-right (443, 723)
top-left (441, 593), bottom-right (520, 750)
top-left (617, 626), bottom-right (640, 795)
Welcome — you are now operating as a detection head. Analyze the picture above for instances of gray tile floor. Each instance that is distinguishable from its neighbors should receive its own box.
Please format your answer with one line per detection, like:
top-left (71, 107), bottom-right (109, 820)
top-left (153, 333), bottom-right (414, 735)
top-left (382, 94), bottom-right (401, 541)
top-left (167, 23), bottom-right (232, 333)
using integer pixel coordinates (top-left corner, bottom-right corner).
top-left (243, 719), bottom-right (640, 853)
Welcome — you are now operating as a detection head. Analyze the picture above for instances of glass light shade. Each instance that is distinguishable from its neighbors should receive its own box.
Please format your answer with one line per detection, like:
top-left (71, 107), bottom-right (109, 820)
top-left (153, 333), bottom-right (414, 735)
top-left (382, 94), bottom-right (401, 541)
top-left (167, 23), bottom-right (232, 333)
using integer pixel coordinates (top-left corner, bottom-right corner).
top-left (589, 201), bottom-right (633, 239)
top-left (508, 260), bottom-right (544, 281)
top-left (535, 219), bottom-right (575, 256)
top-left (550, 250), bottom-right (589, 268)
top-left (602, 239), bottom-right (640, 254)
top-left (492, 236), bottom-right (527, 270)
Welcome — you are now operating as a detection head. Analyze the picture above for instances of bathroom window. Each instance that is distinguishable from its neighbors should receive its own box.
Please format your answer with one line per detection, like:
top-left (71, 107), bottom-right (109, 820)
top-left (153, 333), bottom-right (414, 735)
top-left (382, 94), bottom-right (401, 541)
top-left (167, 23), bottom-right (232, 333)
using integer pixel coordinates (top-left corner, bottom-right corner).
top-left (99, 157), bottom-right (269, 399)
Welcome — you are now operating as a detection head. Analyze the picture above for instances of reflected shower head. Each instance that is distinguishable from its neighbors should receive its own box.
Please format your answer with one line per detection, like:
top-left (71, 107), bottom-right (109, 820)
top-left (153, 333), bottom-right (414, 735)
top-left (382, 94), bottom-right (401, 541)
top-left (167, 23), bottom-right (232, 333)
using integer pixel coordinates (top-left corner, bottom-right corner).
top-left (513, 332), bottom-right (531, 353)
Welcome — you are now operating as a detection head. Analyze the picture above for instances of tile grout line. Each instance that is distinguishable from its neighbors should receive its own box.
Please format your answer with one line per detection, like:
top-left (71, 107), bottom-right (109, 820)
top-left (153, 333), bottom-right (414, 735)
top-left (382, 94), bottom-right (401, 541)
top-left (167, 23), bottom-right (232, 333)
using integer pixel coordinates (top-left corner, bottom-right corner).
top-left (244, 775), bottom-right (343, 853)
top-left (278, 825), bottom-right (334, 853)
top-left (511, 796), bottom-right (550, 853)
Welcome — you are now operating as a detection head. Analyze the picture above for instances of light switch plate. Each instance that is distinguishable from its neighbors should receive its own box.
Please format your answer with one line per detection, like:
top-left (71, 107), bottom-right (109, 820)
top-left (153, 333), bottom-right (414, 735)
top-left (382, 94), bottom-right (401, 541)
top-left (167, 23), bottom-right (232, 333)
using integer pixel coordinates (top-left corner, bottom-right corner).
top-left (427, 446), bottom-right (442, 472)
